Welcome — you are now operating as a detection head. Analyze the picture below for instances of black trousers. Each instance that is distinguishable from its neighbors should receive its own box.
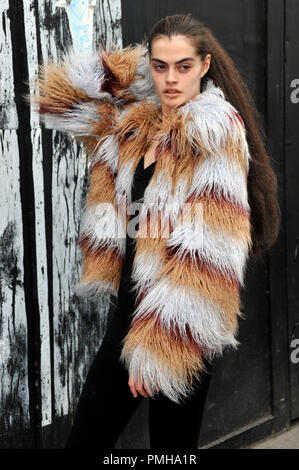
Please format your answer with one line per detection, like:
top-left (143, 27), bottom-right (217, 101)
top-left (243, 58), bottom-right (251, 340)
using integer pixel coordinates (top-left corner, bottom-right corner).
top-left (64, 301), bottom-right (214, 449)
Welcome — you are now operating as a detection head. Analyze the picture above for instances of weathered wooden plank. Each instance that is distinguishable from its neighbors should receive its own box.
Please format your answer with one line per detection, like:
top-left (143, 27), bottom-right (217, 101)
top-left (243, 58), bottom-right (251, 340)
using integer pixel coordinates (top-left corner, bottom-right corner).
top-left (0, 129), bottom-right (30, 441)
top-left (23, 0), bottom-right (52, 429)
top-left (0, 0), bottom-right (31, 443)
top-left (33, 0), bottom-right (94, 424)
top-left (56, 0), bottom-right (97, 53)
top-left (0, 0), bottom-right (18, 130)
top-left (93, 0), bottom-right (123, 48)
top-left (33, 0), bottom-right (123, 422)
top-left (1, 0), bottom-right (124, 444)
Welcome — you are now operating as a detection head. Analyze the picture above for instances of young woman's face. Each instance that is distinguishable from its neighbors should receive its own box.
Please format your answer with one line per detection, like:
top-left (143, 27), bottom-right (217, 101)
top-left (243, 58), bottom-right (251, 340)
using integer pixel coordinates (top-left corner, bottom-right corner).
top-left (150, 35), bottom-right (211, 115)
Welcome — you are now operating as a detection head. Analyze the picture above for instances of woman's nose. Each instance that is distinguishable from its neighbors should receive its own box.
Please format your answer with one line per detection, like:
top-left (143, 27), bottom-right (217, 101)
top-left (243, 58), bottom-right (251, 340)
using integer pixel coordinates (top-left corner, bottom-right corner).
top-left (166, 68), bottom-right (177, 83)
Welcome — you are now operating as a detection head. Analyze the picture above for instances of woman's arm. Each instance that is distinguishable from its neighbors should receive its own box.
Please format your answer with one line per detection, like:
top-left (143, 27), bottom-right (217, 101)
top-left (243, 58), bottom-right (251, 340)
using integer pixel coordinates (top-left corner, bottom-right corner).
top-left (27, 44), bottom-right (147, 301)
top-left (28, 44), bottom-right (145, 157)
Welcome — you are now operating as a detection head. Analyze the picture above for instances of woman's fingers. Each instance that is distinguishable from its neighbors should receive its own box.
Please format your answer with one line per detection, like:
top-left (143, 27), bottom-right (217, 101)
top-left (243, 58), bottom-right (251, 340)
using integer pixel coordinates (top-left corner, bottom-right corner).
top-left (128, 377), bottom-right (138, 397)
top-left (136, 379), bottom-right (152, 398)
top-left (142, 382), bottom-right (154, 398)
top-left (129, 376), bottom-right (147, 397)
top-left (128, 375), bottom-right (160, 398)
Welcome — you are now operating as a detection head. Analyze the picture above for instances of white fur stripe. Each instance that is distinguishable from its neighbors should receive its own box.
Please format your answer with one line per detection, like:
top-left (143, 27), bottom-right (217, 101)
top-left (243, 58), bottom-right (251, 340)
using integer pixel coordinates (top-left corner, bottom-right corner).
top-left (79, 203), bottom-right (126, 256)
top-left (115, 159), bottom-right (135, 207)
top-left (63, 48), bottom-right (109, 100)
top-left (140, 171), bottom-right (189, 228)
top-left (182, 79), bottom-right (251, 159)
top-left (142, 169), bottom-right (172, 208)
top-left (43, 102), bottom-right (100, 136)
top-left (186, 154), bottom-right (250, 210)
top-left (165, 220), bottom-right (250, 286)
top-left (88, 133), bottom-right (119, 174)
top-left (130, 251), bottom-right (164, 295)
top-left (127, 46), bottom-right (161, 106)
top-left (132, 280), bottom-right (240, 354)
top-left (73, 280), bottom-right (117, 303)
top-left (120, 343), bottom-right (197, 404)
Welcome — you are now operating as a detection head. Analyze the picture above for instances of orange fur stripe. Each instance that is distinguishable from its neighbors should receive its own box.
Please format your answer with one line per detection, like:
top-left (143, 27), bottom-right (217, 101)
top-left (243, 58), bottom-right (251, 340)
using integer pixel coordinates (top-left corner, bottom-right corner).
top-left (31, 64), bottom-right (90, 113)
top-left (101, 45), bottom-right (143, 90)
top-left (226, 134), bottom-right (249, 171)
top-left (115, 102), bottom-right (161, 145)
top-left (134, 235), bottom-right (167, 262)
top-left (156, 256), bottom-right (241, 330)
top-left (78, 241), bottom-right (123, 291)
top-left (121, 314), bottom-right (211, 386)
top-left (184, 190), bottom-right (251, 242)
top-left (86, 161), bottom-right (115, 205)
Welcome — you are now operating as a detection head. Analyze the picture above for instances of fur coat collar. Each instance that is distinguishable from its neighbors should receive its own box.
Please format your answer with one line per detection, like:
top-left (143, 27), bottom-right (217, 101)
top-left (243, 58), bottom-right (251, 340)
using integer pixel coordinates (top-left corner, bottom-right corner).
top-left (34, 44), bottom-right (252, 403)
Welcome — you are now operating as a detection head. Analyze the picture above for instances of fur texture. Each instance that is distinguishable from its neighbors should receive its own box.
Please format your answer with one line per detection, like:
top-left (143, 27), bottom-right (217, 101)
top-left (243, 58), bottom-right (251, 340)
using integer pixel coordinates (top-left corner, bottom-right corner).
top-left (31, 44), bottom-right (252, 404)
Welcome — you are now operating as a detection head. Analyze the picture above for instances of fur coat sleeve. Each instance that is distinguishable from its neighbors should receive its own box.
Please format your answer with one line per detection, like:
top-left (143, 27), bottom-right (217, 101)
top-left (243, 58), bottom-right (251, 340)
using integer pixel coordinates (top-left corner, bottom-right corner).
top-left (30, 44), bottom-right (148, 298)
top-left (30, 44), bottom-right (252, 404)
top-left (30, 44), bottom-right (145, 152)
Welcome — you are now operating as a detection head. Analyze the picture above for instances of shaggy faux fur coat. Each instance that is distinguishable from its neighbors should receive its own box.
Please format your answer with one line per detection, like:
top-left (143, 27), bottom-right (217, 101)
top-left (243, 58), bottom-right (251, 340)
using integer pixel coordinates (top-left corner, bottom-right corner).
top-left (32, 43), bottom-right (252, 404)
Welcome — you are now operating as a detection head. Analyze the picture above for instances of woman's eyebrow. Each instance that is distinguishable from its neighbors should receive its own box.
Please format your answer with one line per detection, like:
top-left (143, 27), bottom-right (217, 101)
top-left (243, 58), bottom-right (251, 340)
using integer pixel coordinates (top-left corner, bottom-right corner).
top-left (151, 57), bottom-right (195, 64)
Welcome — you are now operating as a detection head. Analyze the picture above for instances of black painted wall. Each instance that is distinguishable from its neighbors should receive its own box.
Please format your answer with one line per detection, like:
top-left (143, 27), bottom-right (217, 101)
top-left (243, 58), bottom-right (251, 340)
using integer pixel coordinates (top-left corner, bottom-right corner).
top-left (285, 0), bottom-right (299, 422)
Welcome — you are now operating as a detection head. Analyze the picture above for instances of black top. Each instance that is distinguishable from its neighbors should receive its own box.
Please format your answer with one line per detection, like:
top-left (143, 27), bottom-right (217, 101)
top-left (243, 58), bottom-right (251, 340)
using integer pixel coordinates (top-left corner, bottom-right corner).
top-left (117, 156), bottom-right (157, 314)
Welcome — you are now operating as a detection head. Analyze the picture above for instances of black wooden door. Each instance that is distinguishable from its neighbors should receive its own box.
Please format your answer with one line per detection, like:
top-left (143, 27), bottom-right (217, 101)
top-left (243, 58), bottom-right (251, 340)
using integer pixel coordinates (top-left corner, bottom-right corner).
top-left (115, 0), bottom-right (292, 449)
top-left (285, 0), bottom-right (299, 422)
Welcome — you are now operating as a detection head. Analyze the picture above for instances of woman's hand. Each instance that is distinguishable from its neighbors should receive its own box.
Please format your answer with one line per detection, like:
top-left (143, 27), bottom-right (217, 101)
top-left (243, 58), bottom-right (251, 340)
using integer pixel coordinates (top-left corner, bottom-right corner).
top-left (128, 374), bottom-right (160, 398)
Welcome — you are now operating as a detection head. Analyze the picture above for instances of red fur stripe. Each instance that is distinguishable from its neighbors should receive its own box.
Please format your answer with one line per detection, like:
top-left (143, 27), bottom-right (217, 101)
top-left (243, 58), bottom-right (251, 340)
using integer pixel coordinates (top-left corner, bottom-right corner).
top-left (77, 235), bottom-right (123, 262)
top-left (38, 103), bottom-right (74, 114)
top-left (229, 110), bottom-right (245, 128)
top-left (185, 186), bottom-right (249, 216)
top-left (163, 247), bottom-right (241, 289)
top-left (130, 310), bottom-right (211, 356)
top-left (100, 56), bottom-right (117, 95)
top-left (88, 157), bottom-right (115, 176)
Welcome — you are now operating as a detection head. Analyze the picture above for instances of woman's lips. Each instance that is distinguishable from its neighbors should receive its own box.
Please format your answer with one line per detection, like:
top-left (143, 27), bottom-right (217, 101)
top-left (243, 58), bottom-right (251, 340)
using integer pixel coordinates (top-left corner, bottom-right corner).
top-left (164, 91), bottom-right (181, 97)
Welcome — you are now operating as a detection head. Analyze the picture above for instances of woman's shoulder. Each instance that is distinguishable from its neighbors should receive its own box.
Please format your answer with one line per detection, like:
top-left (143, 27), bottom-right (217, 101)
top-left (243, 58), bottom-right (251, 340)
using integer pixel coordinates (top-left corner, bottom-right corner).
top-left (178, 78), bottom-right (248, 154)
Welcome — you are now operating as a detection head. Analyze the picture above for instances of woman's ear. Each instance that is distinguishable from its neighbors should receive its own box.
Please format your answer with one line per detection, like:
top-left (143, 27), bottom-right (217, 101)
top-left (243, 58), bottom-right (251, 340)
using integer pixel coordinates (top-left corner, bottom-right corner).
top-left (200, 54), bottom-right (211, 78)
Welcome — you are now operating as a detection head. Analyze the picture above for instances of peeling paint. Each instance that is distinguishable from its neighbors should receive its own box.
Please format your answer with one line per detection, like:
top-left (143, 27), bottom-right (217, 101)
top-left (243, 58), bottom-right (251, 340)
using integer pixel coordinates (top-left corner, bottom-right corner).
top-left (1, 0), bottom-right (122, 447)
top-left (56, 0), bottom-right (97, 53)
top-left (0, 323), bottom-right (29, 442)
top-left (0, 222), bottom-right (23, 334)
top-left (0, 128), bottom-right (30, 446)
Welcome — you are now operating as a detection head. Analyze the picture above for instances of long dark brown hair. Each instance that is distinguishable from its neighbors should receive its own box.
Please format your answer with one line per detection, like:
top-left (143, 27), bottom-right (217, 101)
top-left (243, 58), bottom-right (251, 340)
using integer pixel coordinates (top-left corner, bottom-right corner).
top-left (146, 14), bottom-right (281, 259)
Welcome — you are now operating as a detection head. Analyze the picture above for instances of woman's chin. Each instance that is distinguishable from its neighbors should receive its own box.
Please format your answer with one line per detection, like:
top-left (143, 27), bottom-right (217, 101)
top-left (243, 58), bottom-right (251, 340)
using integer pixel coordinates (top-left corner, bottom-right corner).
top-left (160, 98), bottom-right (186, 114)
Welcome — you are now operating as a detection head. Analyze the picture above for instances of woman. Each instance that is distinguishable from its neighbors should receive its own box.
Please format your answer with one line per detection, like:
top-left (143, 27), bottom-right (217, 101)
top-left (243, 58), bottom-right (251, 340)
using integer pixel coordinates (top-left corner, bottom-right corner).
top-left (29, 14), bottom-right (280, 449)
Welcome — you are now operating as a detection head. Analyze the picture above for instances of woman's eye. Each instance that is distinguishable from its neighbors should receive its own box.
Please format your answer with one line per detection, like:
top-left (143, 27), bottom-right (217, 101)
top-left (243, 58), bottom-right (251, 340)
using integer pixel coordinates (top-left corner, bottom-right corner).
top-left (153, 64), bottom-right (191, 71)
